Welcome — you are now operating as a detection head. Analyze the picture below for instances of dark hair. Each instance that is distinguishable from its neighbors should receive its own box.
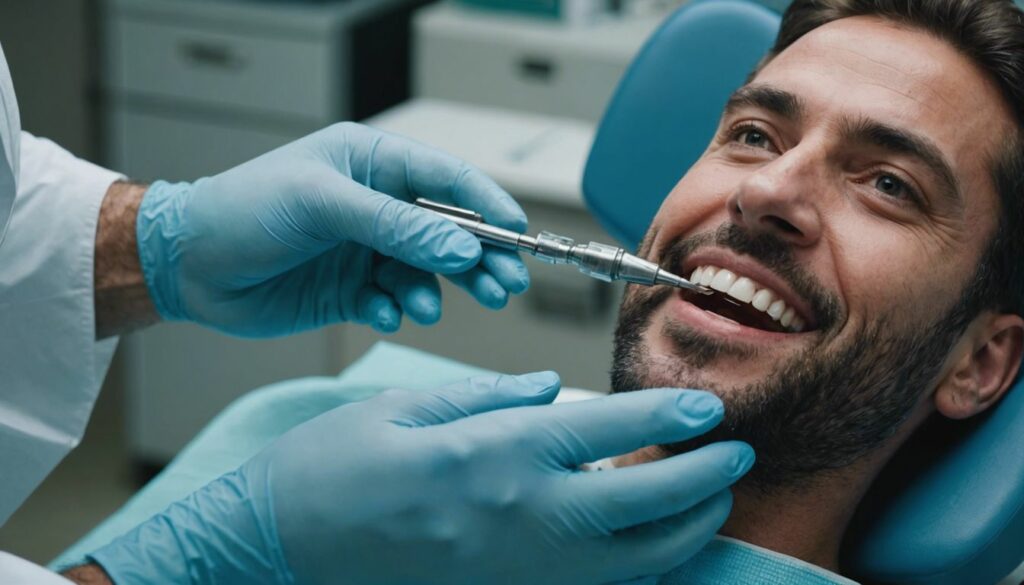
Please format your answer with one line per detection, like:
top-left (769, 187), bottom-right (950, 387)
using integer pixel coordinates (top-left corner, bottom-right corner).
top-left (761, 0), bottom-right (1024, 319)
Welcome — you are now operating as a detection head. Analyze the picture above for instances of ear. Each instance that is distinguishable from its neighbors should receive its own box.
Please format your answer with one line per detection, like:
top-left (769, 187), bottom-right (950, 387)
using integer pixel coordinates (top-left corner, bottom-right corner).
top-left (935, 313), bottom-right (1024, 420)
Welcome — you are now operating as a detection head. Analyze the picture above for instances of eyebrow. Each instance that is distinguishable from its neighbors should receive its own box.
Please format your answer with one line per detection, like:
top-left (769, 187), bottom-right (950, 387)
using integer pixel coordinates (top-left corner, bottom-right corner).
top-left (841, 117), bottom-right (963, 208)
top-left (724, 83), bottom-right (963, 208)
top-left (724, 85), bottom-right (806, 121)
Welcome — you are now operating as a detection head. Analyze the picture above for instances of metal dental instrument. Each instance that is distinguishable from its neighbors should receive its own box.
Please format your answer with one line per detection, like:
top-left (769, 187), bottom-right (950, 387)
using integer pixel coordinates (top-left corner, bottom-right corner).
top-left (414, 198), bottom-right (713, 294)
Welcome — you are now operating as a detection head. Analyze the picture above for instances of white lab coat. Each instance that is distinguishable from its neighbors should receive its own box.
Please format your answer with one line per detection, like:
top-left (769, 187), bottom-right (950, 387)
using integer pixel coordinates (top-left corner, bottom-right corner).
top-left (0, 45), bottom-right (122, 581)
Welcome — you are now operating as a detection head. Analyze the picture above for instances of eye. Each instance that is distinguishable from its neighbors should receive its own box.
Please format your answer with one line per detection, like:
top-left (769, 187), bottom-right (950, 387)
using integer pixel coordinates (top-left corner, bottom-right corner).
top-left (873, 173), bottom-right (913, 199)
top-left (736, 128), bottom-right (772, 150)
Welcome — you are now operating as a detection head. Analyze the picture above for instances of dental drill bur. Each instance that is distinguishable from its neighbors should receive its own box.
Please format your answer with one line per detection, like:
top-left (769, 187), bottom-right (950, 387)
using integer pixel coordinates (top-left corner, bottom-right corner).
top-left (414, 198), bottom-right (714, 294)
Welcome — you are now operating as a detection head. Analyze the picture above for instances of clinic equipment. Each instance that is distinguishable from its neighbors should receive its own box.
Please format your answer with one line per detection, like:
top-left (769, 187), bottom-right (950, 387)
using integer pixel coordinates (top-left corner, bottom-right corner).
top-left (414, 2), bottom-right (664, 122)
top-left (414, 198), bottom-right (711, 293)
top-left (583, 1), bottom-right (1024, 583)
top-left (453, 0), bottom-right (611, 24)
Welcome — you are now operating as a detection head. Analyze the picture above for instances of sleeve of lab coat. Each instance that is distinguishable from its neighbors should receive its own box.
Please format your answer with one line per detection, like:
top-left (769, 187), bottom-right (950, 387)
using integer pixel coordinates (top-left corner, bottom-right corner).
top-left (0, 133), bottom-right (122, 526)
top-left (0, 552), bottom-right (73, 584)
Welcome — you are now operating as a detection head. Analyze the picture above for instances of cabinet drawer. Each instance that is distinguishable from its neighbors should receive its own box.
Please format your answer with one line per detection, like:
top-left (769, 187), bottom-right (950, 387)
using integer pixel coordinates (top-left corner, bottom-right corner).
top-left (107, 108), bottom-right (310, 181)
top-left (108, 17), bottom-right (335, 120)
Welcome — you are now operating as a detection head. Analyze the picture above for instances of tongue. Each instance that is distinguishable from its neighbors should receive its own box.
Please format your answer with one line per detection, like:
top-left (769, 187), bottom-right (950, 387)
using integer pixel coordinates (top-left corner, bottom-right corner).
top-left (685, 291), bottom-right (787, 333)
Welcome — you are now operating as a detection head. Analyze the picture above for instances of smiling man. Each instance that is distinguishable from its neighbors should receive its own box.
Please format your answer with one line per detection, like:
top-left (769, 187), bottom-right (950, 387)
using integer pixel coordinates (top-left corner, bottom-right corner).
top-left (607, 0), bottom-right (1024, 582)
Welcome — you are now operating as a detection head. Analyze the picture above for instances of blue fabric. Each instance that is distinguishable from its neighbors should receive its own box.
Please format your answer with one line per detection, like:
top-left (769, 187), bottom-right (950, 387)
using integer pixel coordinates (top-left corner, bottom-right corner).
top-left (662, 537), bottom-right (857, 585)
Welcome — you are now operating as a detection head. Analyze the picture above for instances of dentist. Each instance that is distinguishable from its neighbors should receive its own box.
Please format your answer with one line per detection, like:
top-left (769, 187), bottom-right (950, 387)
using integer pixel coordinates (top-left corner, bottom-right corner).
top-left (0, 45), bottom-right (753, 584)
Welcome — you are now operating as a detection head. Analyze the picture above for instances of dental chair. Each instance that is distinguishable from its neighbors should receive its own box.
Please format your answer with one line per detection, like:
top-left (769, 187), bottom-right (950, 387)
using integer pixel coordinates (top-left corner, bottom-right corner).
top-left (583, 1), bottom-right (1024, 583)
top-left (51, 2), bottom-right (1024, 584)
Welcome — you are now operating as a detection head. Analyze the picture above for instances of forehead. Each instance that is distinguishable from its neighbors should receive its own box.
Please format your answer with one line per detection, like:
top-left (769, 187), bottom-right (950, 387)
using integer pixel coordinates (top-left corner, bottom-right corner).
top-left (751, 15), bottom-right (1013, 222)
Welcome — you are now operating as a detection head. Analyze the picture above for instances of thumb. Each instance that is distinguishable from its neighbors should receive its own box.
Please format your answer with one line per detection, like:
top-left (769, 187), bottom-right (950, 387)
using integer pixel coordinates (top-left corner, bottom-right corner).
top-left (375, 371), bottom-right (561, 427)
top-left (335, 183), bottom-right (482, 274)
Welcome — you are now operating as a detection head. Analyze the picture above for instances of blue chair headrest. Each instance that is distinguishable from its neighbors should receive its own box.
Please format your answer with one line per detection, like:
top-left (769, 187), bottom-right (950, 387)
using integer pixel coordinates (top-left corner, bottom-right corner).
top-left (582, 1), bottom-right (1024, 583)
top-left (843, 374), bottom-right (1024, 584)
top-left (583, 0), bottom-right (780, 249)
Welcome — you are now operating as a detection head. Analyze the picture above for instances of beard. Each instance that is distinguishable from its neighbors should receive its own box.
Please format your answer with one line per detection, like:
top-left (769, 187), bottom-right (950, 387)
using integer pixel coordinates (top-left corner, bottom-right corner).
top-left (610, 223), bottom-right (978, 493)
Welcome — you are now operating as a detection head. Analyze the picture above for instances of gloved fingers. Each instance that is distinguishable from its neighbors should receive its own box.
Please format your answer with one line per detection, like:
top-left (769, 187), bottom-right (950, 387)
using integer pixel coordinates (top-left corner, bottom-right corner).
top-left (326, 181), bottom-right (483, 275)
top-left (373, 259), bottom-right (443, 325)
top-left (593, 490), bottom-right (733, 581)
top-left (354, 284), bottom-right (402, 333)
top-left (567, 441), bottom-right (753, 532)
top-left (518, 389), bottom-right (725, 467)
top-left (441, 165), bottom-right (527, 232)
top-left (480, 248), bottom-right (530, 295)
top-left (372, 371), bottom-right (562, 426)
top-left (445, 266), bottom-right (510, 310)
top-left (354, 125), bottom-right (528, 232)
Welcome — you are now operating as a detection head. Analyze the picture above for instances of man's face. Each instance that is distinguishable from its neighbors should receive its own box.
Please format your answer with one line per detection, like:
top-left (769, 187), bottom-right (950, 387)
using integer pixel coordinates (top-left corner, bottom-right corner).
top-left (612, 16), bottom-right (1013, 488)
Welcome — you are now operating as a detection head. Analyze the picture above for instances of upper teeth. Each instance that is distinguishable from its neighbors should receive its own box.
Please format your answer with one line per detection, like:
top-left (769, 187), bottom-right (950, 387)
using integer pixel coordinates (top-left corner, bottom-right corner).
top-left (690, 265), bottom-right (806, 333)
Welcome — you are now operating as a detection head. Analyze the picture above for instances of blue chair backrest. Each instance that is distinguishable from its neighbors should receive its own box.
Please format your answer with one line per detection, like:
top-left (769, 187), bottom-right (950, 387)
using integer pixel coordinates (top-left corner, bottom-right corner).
top-left (582, 1), bottom-right (1024, 583)
top-left (583, 0), bottom-right (779, 249)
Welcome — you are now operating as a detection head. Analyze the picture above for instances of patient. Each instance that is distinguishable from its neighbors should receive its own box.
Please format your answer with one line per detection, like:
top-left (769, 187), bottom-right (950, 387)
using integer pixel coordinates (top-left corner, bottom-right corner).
top-left (606, 0), bottom-right (1024, 581)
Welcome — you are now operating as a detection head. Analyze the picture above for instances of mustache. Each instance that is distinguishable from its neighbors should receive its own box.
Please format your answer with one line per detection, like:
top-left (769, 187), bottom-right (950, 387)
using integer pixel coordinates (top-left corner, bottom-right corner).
top-left (657, 223), bottom-right (842, 331)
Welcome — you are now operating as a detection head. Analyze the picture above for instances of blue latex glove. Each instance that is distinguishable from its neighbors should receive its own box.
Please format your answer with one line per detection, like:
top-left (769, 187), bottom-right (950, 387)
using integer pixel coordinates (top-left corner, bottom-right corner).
top-left (89, 374), bottom-right (754, 585)
top-left (137, 122), bottom-right (530, 337)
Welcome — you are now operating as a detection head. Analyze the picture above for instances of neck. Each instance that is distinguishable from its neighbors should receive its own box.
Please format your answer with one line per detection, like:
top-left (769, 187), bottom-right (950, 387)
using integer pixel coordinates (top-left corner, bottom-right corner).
top-left (719, 466), bottom-right (875, 572)
top-left (612, 400), bottom-right (934, 575)
top-left (614, 443), bottom-right (897, 575)
top-left (718, 407), bottom-right (935, 572)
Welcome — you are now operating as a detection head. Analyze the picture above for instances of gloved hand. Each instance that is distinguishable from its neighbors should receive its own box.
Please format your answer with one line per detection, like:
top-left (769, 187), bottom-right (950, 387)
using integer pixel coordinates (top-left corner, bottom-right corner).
top-left (89, 374), bottom-right (754, 585)
top-left (137, 122), bottom-right (530, 337)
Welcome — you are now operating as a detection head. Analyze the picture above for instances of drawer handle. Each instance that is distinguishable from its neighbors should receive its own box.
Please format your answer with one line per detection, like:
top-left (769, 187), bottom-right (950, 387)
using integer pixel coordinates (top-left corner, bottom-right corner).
top-left (179, 41), bottom-right (247, 70)
top-left (518, 56), bottom-right (556, 82)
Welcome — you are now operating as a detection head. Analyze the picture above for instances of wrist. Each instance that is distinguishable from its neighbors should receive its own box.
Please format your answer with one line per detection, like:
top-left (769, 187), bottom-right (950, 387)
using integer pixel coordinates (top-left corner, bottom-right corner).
top-left (94, 180), bottom-right (159, 338)
top-left (135, 180), bottom-right (194, 323)
top-left (87, 466), bottom-right (292, 585)
top-left (61, 563), bottom-right (113, 585)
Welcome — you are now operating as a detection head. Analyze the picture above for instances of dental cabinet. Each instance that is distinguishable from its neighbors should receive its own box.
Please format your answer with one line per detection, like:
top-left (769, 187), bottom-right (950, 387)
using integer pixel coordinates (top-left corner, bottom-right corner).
top-left (104, 0), bottom-right (434, 469)
top-left (414, 1), bottom-right (665, 122)
top-left (102, 0), bottom-right (432, 179)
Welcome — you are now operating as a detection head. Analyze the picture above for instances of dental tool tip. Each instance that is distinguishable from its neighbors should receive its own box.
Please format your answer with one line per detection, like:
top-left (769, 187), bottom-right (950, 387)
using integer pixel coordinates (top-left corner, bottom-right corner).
top-left (655, 270), bottom-right (715, 294)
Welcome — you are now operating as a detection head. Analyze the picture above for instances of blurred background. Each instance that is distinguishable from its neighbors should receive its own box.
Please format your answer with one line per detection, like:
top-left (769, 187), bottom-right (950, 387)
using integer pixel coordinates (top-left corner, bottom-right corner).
top-left (0, 0), bottom-right (758, 564)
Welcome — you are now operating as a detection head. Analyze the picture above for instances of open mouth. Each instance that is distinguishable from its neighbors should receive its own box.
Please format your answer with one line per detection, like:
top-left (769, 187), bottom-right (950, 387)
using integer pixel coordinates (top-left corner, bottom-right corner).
top-left (683, 265), bottom-right (813, 334)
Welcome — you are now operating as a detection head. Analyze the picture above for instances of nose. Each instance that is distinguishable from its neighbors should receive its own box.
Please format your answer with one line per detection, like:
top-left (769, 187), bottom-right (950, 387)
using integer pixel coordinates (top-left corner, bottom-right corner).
top-left (727, 153), bottom-right (823, 247)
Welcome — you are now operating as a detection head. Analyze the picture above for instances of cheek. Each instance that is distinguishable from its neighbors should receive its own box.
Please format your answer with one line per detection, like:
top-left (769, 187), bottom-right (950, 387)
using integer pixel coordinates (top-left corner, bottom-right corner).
top-left (652, 161), bottom-right (743, 242)
top-left (829, 216), bottom-right (969, 327)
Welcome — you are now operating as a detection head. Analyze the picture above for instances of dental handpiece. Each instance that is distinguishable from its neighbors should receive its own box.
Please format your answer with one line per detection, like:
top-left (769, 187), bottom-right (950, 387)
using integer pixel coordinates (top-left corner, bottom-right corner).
top-left (414, 198), bottom-right (712, 294)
